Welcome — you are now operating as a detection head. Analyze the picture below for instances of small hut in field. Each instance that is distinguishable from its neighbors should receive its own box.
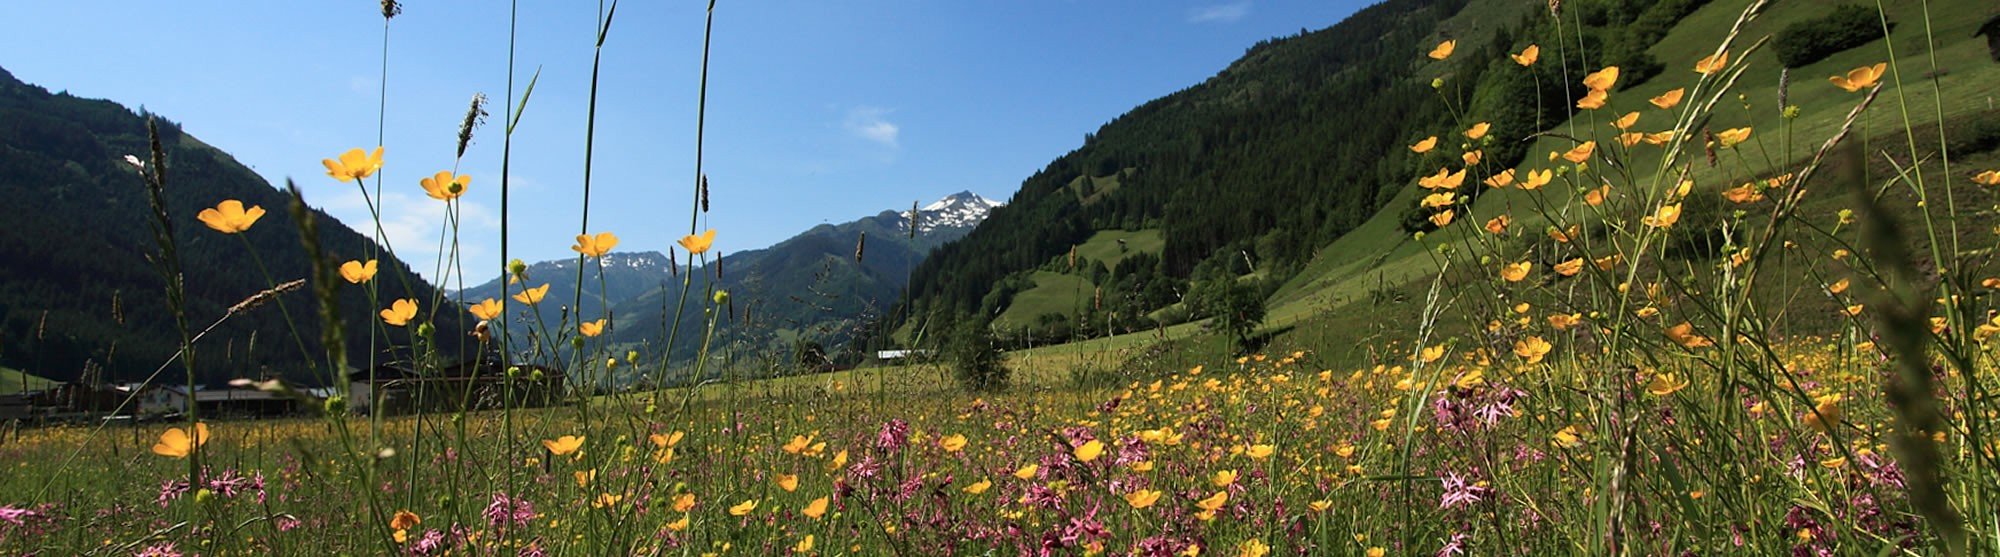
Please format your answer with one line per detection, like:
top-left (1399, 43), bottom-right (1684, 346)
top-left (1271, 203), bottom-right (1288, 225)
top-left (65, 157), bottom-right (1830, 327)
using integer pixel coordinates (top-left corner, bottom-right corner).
top-left (350, 357), bottom-right (565, 415)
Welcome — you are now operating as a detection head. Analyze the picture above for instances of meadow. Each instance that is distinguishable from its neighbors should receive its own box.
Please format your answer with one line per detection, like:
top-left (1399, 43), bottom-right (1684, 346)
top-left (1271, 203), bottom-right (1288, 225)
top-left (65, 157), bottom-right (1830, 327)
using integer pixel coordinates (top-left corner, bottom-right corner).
top-left (7, 0), bottom-right (2000, 555)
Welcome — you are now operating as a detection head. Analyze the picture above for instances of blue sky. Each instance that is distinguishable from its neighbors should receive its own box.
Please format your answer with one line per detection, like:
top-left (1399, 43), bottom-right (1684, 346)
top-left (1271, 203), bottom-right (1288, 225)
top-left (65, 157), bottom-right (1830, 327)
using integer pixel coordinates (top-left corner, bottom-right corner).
top-left (0, 0), bottom-right (1368, 288)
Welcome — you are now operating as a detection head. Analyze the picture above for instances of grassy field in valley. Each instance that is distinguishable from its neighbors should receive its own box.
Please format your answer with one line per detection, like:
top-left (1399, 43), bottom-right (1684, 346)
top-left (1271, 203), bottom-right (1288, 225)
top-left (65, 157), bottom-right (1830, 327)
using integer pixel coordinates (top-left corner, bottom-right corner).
top-left (7, 1), bottom-right (2000, 556)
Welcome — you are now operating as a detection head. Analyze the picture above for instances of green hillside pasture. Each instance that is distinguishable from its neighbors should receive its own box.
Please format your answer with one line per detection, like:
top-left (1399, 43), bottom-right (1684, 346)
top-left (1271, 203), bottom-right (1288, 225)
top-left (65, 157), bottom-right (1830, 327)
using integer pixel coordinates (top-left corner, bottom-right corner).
top-left (1, 365), bottom-right (57, 394)
top-left (1074, 228), bottom-right (1163, 269)
top-left (993, 271), bottom-right (1093, 330)
top-left (1269, 0), bottom-right (2000, 327)
top-left (1065, 168), bottom-right (1135, 204)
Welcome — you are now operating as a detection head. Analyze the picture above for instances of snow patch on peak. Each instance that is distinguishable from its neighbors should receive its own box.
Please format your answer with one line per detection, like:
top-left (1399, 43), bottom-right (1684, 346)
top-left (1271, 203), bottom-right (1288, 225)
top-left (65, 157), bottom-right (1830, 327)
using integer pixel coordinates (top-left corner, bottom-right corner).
top-left (547, 251), bottom-right (671, 271)
top-left (903, 191), bottom-right (1003, 234)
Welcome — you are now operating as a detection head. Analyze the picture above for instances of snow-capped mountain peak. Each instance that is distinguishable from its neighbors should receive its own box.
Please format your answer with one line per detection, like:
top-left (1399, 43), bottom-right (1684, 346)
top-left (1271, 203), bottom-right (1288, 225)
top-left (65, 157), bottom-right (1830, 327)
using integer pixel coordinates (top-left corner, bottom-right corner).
top-left (902, 191), bottom-right (1003, 234)
top-left (546, 251), bottom-right (672, 271)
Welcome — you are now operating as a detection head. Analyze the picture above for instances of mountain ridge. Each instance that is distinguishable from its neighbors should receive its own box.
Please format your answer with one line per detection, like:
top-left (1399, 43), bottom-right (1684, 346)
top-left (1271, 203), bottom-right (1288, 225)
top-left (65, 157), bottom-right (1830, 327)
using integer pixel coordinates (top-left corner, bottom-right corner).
top-left (0, 65), bottom-right (466, 387)
top-left (454, 191), bottom-right (1001, 376)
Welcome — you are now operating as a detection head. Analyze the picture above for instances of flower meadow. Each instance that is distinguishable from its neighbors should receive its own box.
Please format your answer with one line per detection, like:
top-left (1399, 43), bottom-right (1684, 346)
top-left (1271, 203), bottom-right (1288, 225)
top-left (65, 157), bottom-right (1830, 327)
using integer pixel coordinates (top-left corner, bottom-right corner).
top-left (8, 0), bottom-right (2000, 555)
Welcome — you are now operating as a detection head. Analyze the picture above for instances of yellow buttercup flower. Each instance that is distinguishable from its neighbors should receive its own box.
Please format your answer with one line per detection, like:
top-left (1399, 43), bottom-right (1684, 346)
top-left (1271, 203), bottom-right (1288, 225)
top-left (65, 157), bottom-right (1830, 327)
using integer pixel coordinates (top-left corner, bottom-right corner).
top-left (1514, 336), bottom-right (1552, 364)
top-left (418, 171), bottom-right (469, 201)
top-left (1693, 51), bottom-right (1729, 75)
top-left (1552, 425), bottom-right (1584, 448)
top-left (1553, 258), bottom-right (1583, 277)
top-left (1829, 63), bottom-right (1886, 92)
top-left (323, 147), bottom-right (384, 181)
top-left (963, 478), bottom-right (992, 494)
top-left (666, 514), bottom-right (690, 531)
top-left (1419, 343), bottom-right (1446, 363)
top-left (1647, 373), bottom-right (1690, 396)
top-left (513, 283), bottom-right (551, 305)
top-left (1484, 215), bottom-right (1511, 235)
top-left (1484, 169), bottom-right (1514, 188)
top-left (1245, 444), bottom-right (1275, 460)
top-left (390, 510), bottom-right (421, 531)
top-left (197, 199), bottom-right (266, 234)
top-left (1969, 170), bottom-right (1999, 187)
top-left (1974, 316), bottom-right (2000, 342)
top-left (1123, 489), bottom-right (1162, 509)
top-left (652, 431), bottom-right (686, 448)
top-left (1722, 183), bottom-right (1765, 204)
top-left (1549, 224), bottom-right (1579, 243)
top-left (579, 319), bottom-right (607, 338)
top-left (1464, 122), bottom-right (1490, 140)
top-left (1239, 539), bottom-right (1270, 557)
top-left (728, 499), bottom-right (758, 517)
top-left (1420, 192), bottom-right (1456, 209)
top-left (339, 259), bottom-right (377, 284)
top-left (775, 473), bottom-right (799, 492)
top-left (1417, 167), bottom-right (1467, 190)
top-left (1716, 127), bottom-right (1752, 148)
top-left (1074, 439), bottom-right (1104, 462)
top-left (1665, 322), bottom-right (1713, 348)
top-left (572, 232), bottom-right (619, 258)
top-left (1410, 136), bottom-right (1437, 153)
top-left (802, 496), bottom-right (829, 519)
top-left (678, 229), bottom-right (717, 255)
top-left (1428, 210), bottom-right (1455, 227)
top-left (1510, 44), bottom-right (1539, 66)
top-left (1520, 169), bottom-right (1552, 190)
top-left (1562, 141), bottom-right (1596, 164)
top-left (673, 493), bottom-right (697, 513)
top-left (380, 299), bottom-right (418, 327)
top-left (1803, 394), bottom-right (1843, 432)
top-left (1643, 203), bottom-right (1682, 228)
top-left (1211, 469), bottom-right (1238, 487)
top-left (1196, 490), bottom-right (1229, 512)
top-left (1014, 464), bottom-right (1039, 480)
top-left (794, 535), bottom-right (815, 553)
top-left (1650, 88), bottom-right (1685, 109)
top-left (542, 435), bottom-right (585, 456)
top-left (1549, 313), bottom-right (1583, 330)
top-left (1612, 111), bottom-right (1640, 130)
top-left (1500, 261), bottom-right (1531, 282)
top-left (152, 422), bottom-right (210, 458)
top-left (1582, 66), bottom-right (1619, 92)
top-left (939, 434), bottom-right (968, 453)
top-left (1584, 185), bottom-right (1610, 206)
top-left (783, 434), bottom-right (814, 454)
top-left (1428, 40), bottom-right (1455, 60)
top-left (468, 298), bottom-right (503, 321)
top-left (1576, 88), bottom-right (1608, 110)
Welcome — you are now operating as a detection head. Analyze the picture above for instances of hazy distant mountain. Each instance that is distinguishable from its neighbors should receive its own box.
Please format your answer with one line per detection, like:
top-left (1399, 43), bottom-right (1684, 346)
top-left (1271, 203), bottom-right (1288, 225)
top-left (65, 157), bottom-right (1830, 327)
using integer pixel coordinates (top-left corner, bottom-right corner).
top-left (456, 191), bottom-right (1002, 368)
top-left (452, 250), bottom-right (674, 335)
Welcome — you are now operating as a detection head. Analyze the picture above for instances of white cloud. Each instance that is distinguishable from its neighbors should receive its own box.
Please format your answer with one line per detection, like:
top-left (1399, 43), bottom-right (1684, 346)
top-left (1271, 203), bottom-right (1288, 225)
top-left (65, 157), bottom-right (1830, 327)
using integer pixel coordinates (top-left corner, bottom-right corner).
top-left (843, 106), bottom-right (899, 149)
top-left (312, 188), bottom-right (499, 285)
top-left (1189, 1), bottom-right (1250, 23)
